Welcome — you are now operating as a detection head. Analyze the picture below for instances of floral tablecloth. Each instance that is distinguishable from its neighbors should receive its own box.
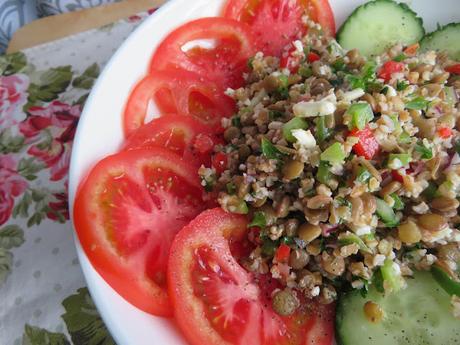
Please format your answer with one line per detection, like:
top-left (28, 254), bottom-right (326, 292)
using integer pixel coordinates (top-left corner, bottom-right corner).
top-left (0, 9), bottom-right (157, 345)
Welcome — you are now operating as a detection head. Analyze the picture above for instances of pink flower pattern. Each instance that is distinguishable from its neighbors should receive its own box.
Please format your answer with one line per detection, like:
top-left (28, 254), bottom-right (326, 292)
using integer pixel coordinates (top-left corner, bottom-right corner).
top-left (0, 74), bottom-right (29, 128)
top-left (19, 101), bottom-right (81, 181)
top-left (0, 155), bottom-right (28, 226)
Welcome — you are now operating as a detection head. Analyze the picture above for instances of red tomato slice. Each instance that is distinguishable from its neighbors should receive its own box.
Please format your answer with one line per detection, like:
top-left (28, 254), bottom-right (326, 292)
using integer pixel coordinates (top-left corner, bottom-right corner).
top-left (378, 61), bottom-right (405, 82)
top-left (349, 126), bottom-right (380, 160)
top-left (149, 17), bottom-right (256, 90)
top-left (223, 0), bottom-right (336, 57)
top-left (168, 208), bottom-right (335, 345)
top-left (73, 148), bottom-right (205, 316)
top-left (123, 70), bottom-right (235, 137)
top-left (122, 114), bottom-right (217, 167)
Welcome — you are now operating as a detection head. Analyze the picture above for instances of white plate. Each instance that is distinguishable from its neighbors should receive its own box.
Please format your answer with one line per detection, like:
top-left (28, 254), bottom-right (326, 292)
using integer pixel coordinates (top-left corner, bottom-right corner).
top-left (68, 1), bottom-right (460, 344)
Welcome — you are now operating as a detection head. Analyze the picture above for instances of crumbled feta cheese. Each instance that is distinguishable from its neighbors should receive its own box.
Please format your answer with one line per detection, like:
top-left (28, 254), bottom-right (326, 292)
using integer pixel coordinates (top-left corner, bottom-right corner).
top-left (384, 85), bottom-right (397, 97)
top-left (341, 88), bottom-right (365, 102)
top-left (354, 225), bottom-right (372, 236)
top-left (293, 100), bottom-right (336, 117)
top-left (412, 202), bottom-right (429, 214)
top-left (311, 286), bottom-right (320, 297)
top-left (292, 129), bottom-right (316, 148)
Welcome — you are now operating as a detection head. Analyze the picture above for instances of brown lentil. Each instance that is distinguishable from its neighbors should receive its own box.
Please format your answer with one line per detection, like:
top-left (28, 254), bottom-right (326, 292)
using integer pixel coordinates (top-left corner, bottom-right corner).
top-left (298, 224), bottom-right (322, 243)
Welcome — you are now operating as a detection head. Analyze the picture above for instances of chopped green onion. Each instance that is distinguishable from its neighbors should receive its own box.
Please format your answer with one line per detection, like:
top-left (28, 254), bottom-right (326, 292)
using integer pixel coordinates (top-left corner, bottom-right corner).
top-left (391, 193), bottom-right (405, 210)
top-left (445, 86), bottom-right (457, 106)
top-left (405, 97), bottom-right (430, 110)
top-left (332, 58), bottom-right (346, 72)
top-left (381, 259), bottom-right (403, 292)
top-left (339, 233), bottom-right (371, 253)
top-left (388, 153), bottom-right (412, 169)
top-left (261, 138), bottom-right (286, 160)
top-left (226, 182), bottom-right (236, 195)
top-left (390, 114), bottom-right (402, 135)
top-left (375, 197), bottom-right (400, 227)
top-left (414, 141), bottom-right (433, 159)
top-left (317, 161), bottom-right (332, 185)
top-left (283, 117), bottom-right (308, 143)
top-left (356, 166), bottom-right (372, 183)
top-left (398, 131), bottom-right (412, 144)
top-left (320, 143), bottom-right (346, 164)
top-left (346, 103), bottom-right (374, 130)
top-left (315, 116), bottom-right (330, 143)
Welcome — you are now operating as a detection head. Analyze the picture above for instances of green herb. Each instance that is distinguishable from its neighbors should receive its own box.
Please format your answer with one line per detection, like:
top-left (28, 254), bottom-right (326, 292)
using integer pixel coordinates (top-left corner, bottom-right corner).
top-left (391, 193), bottom-right (405, 211)
top-left (381, 86), bottom-right (389, 95)
top-left (317, 161), bottom-right (332, 185)
top-left (231, 116), bottom-right (241, 127)
top-left (276, 75), bottom-right (290, 99)
top-left (390, 114), bottom-right (403, 135)
top-left (261, 238), bottom-right (278, 256)
top-left (359, 280), bottom-right (369, 297)
top-left (393, 53), bottom-right (407, 62)
top-left (247, 57), bottom-right (255, 70)
top-left (356, 166), bottom-right (372, 183)
top-left (332, 58), bottom-right (346, 72)
top-left (269, 110), bottom-right (283, 120)
top-left (414, 141), bottom-right (433, 159)
top-left (299, 66), bottom-right (312, 78)
top-left (422, 182), bottom-right (438, 200)
top-left (405, 97), bottom-right (430, 110)
top-left (320, 143), bottom-right (346, 164)
top-left (396, 80), bottom-right (409, 91)
top-left (248, 211), bottom-right (267, 228)
top-left (282, 117), bottom-right (308, 143)
top-left (226, 182), bottom-right (236, 195)
top-left (445, 86), bottom-right (457, 105)
top-left (261, 138), bottom-right (286, 160)
top-left (346, 103), bottom-right (374, 130)
top-left (281, 236), bottom-right (294, 245)
top-left (455, 140), bottom-right (460, 155)
top-left (315, 116), bottom-right (330, 143)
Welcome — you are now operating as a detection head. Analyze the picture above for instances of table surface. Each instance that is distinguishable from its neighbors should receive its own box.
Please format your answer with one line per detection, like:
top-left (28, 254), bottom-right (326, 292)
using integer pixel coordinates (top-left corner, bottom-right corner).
top-left (0, 8), bottom-right (161, 344)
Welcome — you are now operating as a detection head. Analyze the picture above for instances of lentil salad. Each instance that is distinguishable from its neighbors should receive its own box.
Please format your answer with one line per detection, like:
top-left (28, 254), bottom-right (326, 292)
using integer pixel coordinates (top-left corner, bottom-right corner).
top-left (200, 18), bottom-right (460, 317)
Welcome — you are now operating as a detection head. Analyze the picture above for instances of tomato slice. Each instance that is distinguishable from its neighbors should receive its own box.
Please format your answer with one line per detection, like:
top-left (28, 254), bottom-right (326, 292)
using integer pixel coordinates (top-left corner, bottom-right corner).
top-left (349, 126), bottom-right (380, 160)
top-left (73, 148), bottom-right (205, 316)
top-left (377, 61), bottom-right (405, 82)
top-left (168, 208), bottom-right (335, 345)
top-left (122, 114), bottom-right (217, 167)
top-left (123, 70), bottom-right (235, 137)
top-left (223, 0), bottom-right (336, 57)
top-left (149, 17), bottom-right (255, 90)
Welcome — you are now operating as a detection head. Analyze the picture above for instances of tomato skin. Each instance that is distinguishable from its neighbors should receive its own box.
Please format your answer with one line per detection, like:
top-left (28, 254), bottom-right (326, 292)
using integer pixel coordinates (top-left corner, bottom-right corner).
top-left (307, 52), bottom-right (320, 63)
top-left (122, 114), bottom-right (215, 167)
top-left (74, 148), bottom-right (205, 316)
top-left (438, 126), bottom-right (453, 139)
top-left (168, 208), bottom-right (335, 345)
top-left (391, 169), bottom-right (404, 183)
top-left (275, 243), bottom-right (291, 263)
top-left (445, 64), bottom-right (460, 75)
top-left (123, 70), bottom-right (235, 137)
top-left (149, 17), bottom-right (256, 90)
top-left (378, 61), bottom-right (404, 82)
top-left (349, 126), bottom-right (379, 160)
top-left (223, 0), bottom-right (335, 57)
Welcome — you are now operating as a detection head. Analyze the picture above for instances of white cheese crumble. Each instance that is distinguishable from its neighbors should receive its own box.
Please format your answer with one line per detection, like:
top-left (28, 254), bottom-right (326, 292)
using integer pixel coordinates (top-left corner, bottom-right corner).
top-left (341, 88), bottom-right (365, 102)
top-left (292, 129), bottom-right (316, 148)
top-left (293, 99), bottom-right (336, 117)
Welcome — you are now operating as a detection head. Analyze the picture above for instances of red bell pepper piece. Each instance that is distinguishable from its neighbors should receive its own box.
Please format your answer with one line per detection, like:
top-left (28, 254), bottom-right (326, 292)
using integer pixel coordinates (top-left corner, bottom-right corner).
top-left (349, 126), bottom-right (379, 160)
top-left (378, 61), bottom-right (404, 82)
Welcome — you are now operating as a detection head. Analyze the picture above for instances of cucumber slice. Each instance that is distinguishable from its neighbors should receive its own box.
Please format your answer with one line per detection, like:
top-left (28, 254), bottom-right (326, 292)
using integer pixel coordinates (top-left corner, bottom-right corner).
top-left (336, 271), bottom-right (460, 345)
top-left (420, 23), bottom-right (460, 60)
top-left (337, 0), bottom-right (424, 57)
top-left (431, 265), bottom-right (460, 296)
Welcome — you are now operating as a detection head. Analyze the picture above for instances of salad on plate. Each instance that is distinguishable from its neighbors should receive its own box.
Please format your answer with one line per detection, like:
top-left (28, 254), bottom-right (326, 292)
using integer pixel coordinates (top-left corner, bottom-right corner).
top-left (72, 0), bottom-right (460, 344)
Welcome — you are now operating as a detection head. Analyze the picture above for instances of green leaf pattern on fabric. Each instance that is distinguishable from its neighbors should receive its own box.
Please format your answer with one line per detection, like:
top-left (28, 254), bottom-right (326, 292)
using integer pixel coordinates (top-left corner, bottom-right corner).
top-left (0, 248), bottom-right (13, 286)
top-left (22, 325), bottom-right (70, 345)
top-left (0, 129), bottom-right (26, 154)
top-left (0, 225), bottom-right (24, 249)
top-left (72, 63), bottom-right (100, 89)
top-left (62, 288), bottom-right (116, 345)
top-left (0, 52), bottom-right (27, 76)
top-left (27, 66), bottom-right (73, 106)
